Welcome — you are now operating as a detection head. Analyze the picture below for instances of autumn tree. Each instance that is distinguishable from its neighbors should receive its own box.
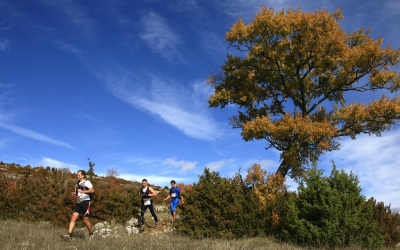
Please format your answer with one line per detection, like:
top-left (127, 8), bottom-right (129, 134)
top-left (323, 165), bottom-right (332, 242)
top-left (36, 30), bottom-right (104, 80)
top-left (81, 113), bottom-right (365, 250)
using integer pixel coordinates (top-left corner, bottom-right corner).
top-left (208, 7), bottom-right (400, 178)
top-left (244, 164), bottom-right (290, 235)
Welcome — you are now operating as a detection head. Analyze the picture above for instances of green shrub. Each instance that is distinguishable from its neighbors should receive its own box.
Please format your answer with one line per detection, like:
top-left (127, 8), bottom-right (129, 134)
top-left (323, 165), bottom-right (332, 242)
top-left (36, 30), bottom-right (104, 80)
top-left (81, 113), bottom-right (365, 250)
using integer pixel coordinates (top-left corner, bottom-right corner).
top-left (280, 164), bottom-right (385, 248)
top-left (176, 168), bottom-right (267, 239)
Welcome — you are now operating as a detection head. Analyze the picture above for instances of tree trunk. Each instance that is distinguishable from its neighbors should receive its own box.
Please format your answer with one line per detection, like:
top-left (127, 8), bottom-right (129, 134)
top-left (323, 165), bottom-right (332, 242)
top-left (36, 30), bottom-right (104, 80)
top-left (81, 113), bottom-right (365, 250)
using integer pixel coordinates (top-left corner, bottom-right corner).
top-left (276, 159), bottom-right (289, 178)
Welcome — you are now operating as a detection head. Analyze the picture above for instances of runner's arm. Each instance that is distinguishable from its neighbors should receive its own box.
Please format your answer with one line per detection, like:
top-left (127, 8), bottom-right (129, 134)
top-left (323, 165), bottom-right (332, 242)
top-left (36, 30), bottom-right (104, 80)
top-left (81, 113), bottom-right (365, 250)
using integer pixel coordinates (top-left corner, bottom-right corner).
top-left (78, 187), bottom-right (94, 194)
top-left (148, 187), bottom-right (157, 197)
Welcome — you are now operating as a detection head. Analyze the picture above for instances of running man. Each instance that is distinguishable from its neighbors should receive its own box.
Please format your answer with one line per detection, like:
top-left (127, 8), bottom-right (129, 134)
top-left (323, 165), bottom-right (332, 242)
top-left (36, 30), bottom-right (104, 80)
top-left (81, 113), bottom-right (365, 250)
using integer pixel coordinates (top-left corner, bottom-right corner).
top-left (164, 180), bottom-right (184, 221)
top-left (139, 179), bottom-right (158, 230)
top-left (62, 170), bottom-right (94, 240)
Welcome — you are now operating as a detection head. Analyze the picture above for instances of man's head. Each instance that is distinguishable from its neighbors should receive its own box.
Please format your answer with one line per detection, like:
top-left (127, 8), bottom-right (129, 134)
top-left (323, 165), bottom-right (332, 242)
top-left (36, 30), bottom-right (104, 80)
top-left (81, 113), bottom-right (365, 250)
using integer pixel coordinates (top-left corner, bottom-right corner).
top-left (77, 170), bottom-right (86, 181)
top-left (142, 179), bottom-right (148, 187)
top-left (170, 180), bottom-right (176, 187)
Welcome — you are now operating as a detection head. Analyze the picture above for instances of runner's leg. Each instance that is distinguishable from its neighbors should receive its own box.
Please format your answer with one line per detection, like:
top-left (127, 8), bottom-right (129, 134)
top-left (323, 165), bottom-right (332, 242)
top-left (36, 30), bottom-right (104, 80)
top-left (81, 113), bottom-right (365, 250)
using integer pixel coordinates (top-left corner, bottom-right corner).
top-left (149, 203), bottom-right (158, 224)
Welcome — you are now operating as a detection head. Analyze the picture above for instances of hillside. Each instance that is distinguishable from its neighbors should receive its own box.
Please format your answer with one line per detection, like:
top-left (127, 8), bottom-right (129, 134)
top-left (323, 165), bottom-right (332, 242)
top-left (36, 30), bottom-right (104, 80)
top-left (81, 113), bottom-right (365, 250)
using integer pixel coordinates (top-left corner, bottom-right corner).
top-left (0, 161), bottom-right (171, 228)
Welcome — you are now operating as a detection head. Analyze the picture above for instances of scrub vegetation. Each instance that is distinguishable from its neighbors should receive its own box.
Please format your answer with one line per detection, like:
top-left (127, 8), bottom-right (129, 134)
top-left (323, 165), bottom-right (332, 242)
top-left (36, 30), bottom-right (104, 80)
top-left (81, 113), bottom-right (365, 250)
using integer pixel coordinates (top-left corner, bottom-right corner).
top-left (1, 162), bottom-right (399, 249)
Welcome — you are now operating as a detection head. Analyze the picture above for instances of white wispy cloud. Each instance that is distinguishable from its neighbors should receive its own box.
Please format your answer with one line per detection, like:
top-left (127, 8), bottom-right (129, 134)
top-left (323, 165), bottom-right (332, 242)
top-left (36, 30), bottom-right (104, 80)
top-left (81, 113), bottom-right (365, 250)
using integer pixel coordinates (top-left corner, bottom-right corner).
top-left (105, 73), bottom-right (224, 141)
top-left (0, 38), bottom-right (10, 51)
top-left (39, 157), bottom-right (80, 172)
top-left (190, 80), bottom-right (214, 109)
top-left (120, 155), bottom-right (161, 166)
top-left (1, 85), bottom-right (75, 150)
top-left (384, 0), bottom-right (400, 15)
top-left (321, 129), bottom-right (400, 208)
top-left (243, 158), bottom-right (279, 172)
top-left (54, 39), bottom-right (82, 56)
top-left (135, 97), bottom-right (222, 140)
top-left (0, 122), bottom-right (76, 150)
top-left (42, 0), bottom-right (96, 36)
top-left (78, 112), bottom-right (107, 125)
top-left (139, 11), bottom-right (181, 62)
top-left (163, 157), bottom-right (197, 172)
top-left (204, 159), bottom-right (235, 172)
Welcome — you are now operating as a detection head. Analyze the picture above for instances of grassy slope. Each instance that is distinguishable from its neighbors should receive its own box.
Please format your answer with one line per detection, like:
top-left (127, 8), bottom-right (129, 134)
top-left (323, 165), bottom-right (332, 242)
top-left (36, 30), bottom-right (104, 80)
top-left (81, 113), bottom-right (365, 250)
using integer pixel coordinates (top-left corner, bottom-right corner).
top-left (0, 219), bottom-right (303, 250)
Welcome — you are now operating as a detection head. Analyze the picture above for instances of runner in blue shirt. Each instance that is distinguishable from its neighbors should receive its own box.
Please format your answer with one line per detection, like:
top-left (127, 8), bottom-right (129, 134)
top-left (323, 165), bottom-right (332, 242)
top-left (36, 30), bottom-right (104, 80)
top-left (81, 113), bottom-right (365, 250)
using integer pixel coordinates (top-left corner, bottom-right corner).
top-left (163, 180), bottom-right (184, 221)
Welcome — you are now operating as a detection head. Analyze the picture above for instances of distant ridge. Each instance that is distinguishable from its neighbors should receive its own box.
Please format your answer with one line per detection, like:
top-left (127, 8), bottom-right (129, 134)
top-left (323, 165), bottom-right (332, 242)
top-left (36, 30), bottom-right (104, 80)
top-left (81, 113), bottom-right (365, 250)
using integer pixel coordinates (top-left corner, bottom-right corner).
top-left (391, 207), bottom-right (400, 214)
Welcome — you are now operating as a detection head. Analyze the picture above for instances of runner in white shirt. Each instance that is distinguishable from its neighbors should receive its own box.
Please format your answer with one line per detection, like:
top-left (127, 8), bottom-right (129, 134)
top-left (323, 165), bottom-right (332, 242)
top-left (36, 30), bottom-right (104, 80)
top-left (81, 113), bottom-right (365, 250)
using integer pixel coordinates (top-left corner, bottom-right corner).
top-left (62, 170), bottom-right (95, 240)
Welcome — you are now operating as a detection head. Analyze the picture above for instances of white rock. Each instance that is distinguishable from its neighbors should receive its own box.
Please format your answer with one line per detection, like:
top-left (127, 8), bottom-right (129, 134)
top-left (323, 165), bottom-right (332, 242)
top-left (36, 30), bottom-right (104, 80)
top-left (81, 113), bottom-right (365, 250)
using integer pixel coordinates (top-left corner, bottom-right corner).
top-left (94, 222), bottom-right (106, 231)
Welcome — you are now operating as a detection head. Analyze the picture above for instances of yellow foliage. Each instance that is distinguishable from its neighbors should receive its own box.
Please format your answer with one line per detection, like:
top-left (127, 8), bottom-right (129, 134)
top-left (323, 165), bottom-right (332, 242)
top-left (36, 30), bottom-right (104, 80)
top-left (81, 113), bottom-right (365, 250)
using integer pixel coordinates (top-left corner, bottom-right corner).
top-left (272, 212), bottom-right (281, 228)
top-left (208, 6), bottom-right (400, 178)
top-left (242, 113), bottom-right (336, 149)
top-left (335, 95), bottom-right (400, 138)
top-left (245, 164), bottom-right (287, 207)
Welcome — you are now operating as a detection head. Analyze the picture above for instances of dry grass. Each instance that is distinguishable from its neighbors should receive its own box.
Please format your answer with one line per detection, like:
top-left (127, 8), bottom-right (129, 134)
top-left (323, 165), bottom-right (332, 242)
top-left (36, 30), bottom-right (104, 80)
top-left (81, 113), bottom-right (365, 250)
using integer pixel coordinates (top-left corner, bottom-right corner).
top-left (0, 219), bottom-right (304, 250)
top-left (1, 211), bottom-right (390, 250)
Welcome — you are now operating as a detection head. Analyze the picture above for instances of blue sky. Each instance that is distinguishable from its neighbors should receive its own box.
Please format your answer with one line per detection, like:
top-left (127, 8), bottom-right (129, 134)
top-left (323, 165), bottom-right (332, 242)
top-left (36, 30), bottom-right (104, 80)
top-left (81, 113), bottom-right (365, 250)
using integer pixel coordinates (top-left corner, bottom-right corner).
top-left (1, 0), bottom-right (400, 208)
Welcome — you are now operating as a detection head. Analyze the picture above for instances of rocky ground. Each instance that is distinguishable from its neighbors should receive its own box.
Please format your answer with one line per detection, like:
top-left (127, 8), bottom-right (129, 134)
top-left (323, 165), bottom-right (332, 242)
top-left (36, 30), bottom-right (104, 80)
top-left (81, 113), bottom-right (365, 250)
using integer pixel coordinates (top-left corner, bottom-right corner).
top-left (86, 212), bottom-right (177, 239)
